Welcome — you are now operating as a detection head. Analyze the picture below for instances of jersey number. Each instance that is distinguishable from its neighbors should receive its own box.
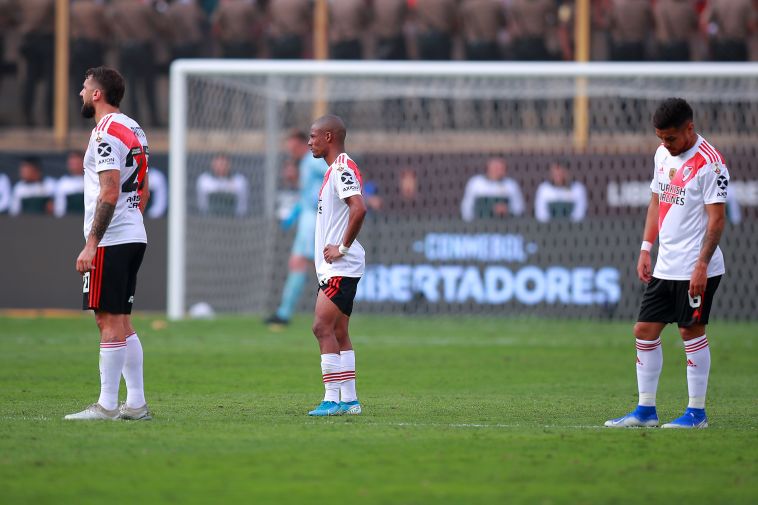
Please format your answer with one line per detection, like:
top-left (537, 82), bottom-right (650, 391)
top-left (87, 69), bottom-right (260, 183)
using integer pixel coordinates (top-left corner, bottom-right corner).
top-left (122, 146), bottom-right (147, 193)
top-left (82, 272), bottom-right (90, 294)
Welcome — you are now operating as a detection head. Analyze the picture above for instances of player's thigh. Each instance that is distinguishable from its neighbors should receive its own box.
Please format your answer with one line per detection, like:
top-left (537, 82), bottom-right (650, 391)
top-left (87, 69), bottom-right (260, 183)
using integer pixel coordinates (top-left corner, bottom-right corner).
top-left (312, 289), bottom-right (342, 337)
top-left (84, 244), bottom-right (143, 314)
top-left (637, 277), bottom-right (677, 332)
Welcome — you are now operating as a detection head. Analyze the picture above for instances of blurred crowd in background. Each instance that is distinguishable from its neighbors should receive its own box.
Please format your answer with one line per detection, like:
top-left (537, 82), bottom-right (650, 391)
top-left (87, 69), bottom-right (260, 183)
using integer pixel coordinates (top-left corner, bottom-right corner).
top-left (0, 0), bottom-right (756, 128)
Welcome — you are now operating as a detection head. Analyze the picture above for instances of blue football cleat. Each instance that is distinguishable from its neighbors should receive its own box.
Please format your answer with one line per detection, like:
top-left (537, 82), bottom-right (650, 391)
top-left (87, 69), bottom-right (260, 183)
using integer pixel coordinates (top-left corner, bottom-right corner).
top-left (338, 400), bottom-right (362, 415)
top-left (308, 401), bottom-right (341, 416)
top-left (604, 405), bottom-right (659, 428)
top-left (662, 408), bottom-right (708, 429)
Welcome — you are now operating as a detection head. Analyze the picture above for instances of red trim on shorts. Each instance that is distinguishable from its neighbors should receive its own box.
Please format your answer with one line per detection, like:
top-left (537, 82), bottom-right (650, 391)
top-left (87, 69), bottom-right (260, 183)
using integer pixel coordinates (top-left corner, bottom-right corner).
top-left (324, 276), bottom-right (342, 299)
top-left (90, 247), bottom-right (104, 309)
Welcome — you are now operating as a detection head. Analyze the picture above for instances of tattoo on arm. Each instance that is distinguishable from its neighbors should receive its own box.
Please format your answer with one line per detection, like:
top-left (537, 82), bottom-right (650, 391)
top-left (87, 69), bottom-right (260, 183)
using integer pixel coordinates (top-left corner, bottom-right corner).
top-left (698, 227), bottom-right (722, 264)
top-left (89, 171), bottom-right (119, 242)
top-left (89, 201), bottom-right (115, 242)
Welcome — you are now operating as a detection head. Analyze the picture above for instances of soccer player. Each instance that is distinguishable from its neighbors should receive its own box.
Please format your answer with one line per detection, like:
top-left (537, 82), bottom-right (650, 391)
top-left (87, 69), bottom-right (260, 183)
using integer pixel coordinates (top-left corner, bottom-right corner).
top-left (65, 66), bottom-right (151, 421)
top-left (605, 98), bottom-right (729, 429)
top-left (306, 115), bottom-right (367, 416)
top-left (265, 129), bottom-right (329, 328)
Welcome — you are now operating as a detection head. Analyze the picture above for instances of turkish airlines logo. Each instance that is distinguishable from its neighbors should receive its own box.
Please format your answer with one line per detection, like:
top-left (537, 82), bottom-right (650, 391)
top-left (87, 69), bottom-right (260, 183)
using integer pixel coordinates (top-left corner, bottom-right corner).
top-left (97, 143), bottom-right (112, 157)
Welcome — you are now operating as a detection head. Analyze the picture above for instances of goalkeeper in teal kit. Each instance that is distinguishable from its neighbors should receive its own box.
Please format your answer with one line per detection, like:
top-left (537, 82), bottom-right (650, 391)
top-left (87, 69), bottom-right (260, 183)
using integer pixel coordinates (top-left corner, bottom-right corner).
top-left (266, 130), bottom-right (329, 327)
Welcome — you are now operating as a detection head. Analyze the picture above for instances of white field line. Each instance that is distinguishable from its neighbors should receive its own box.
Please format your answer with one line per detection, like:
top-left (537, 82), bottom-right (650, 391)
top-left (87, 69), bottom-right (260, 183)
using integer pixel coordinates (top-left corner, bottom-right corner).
top-left (306, 420), bottom-right (603, 430)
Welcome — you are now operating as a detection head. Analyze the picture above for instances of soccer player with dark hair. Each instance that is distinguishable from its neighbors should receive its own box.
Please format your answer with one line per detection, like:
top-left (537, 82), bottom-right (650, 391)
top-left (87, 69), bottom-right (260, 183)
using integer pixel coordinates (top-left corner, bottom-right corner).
top-left (306, 115), bottom-right (367, 416)
top-left (65, 66), bottom-right (152, 421)
top-left (605, 98), bottom-right (729, 429)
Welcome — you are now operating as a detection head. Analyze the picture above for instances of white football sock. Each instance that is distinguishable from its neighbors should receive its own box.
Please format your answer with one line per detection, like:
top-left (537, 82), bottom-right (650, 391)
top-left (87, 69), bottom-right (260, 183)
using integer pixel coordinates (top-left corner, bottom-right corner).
top-left (98, 341), bottom-right (127, 411)
top-left (123, 333), bottom-right (146, 408)
top-left (339, 350), bottom-right (357, 403)
top-left (684, 335), bottom-right (710, 409)
top-left (321, 353), bottom-right (341, 403)
top-left (636, 337), bottom-right (662, 407)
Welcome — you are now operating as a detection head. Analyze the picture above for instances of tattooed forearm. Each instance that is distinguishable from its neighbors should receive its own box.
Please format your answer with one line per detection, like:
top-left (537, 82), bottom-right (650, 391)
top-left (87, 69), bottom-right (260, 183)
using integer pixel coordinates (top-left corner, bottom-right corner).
top-left (698, 206), bottom-right (725, 264)
top-left (698, 227), bottom-right (723, 264)
top-left (89, 200), bottom-right (116, 242)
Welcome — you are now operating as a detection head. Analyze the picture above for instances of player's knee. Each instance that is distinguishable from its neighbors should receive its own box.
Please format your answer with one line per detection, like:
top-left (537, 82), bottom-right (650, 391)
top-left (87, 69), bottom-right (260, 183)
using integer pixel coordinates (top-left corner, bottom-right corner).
top-left (312, 320), bottom-right (331, 340)
top-left (633, 322), bottom-right (658, 340)
top-left (679, 325), bottom-right (705, 341)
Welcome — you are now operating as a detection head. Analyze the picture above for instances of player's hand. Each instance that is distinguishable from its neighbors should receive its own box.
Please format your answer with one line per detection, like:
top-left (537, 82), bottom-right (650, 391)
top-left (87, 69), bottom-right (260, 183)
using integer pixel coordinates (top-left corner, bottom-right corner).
top-left (689, 261), bottom-right (708, 298)
top-left (76, 244), bottom-right (97, 275)
top-left (637, 251), bottom-right (652, 283)
top-left (323, 244), bottom-right (343, 264)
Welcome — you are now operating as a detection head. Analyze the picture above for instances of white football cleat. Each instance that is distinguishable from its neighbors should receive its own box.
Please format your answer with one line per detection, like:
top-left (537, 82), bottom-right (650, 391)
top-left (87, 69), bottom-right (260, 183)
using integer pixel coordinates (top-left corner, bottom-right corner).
top-left (118, 403), bottom-right (152, 421)
top-left (64, 403), bottom-right (119, 420)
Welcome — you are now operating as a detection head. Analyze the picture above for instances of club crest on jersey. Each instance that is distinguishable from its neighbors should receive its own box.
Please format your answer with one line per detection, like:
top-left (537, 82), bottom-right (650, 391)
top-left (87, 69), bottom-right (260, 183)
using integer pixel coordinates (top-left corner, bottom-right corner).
top-left (668, 168), bottom-right (676, 179)
top-left (682, 166), bottom-right (692, 181)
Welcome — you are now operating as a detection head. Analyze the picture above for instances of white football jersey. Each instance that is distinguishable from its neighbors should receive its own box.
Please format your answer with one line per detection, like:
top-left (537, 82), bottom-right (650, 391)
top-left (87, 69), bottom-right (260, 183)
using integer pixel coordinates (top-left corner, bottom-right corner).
top-left (314, 153), bottom-right (365, 284)
top-left (650, 135), bottom-right (728, 280)
top-left (83, 113), bottom-right (148, 246)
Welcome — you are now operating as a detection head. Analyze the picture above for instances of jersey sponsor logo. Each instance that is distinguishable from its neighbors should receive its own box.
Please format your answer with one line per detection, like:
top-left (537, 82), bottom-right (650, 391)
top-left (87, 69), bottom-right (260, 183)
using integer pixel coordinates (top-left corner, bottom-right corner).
top-left (717, 175), bottom-right (728, 190)
top-left (98, 157), bottom-right (115, 165)
top-left (658, 182), bottom-right (686, 206)
top-left (341, 172), bottom-right (355, 185)
top-left (97, 142), bottom-right (112, 157)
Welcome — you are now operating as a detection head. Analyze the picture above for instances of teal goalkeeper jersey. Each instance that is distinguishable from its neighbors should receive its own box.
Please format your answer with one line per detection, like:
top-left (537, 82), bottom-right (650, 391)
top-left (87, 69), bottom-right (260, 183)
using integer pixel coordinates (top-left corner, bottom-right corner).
top-left (298, 153), bottom-right (329, 212)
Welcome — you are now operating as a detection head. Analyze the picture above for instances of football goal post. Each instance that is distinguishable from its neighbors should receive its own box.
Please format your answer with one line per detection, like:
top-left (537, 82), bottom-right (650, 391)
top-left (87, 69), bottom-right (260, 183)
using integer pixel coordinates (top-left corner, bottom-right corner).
top-left (168, 60), bottom-right (758, 321)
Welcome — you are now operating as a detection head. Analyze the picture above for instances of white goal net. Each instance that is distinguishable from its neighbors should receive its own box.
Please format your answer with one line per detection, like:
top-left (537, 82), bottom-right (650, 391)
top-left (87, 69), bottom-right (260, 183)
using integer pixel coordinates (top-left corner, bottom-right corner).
top-left (168, 61), bottom-right (758, 321)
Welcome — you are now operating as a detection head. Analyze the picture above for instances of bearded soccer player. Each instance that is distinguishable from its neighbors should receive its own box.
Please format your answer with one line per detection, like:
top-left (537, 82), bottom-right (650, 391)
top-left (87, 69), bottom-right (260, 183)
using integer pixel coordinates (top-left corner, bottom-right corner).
top-left (307, 114), bottom-right (367, 416)
top-left (605, 98), bottom-right (729, 429)
top-left (65, 67), bottom-right (151, 421)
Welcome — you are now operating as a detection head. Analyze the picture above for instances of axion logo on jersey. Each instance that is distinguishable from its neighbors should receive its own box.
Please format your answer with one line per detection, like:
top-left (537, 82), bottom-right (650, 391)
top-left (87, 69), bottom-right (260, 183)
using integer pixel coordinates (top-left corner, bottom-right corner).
top-left (97, 143), bottom-right (112, 157)
top-left (717, 176), bottom-right (728, 190)
top-left (341, 172), bottom-right (355, 185)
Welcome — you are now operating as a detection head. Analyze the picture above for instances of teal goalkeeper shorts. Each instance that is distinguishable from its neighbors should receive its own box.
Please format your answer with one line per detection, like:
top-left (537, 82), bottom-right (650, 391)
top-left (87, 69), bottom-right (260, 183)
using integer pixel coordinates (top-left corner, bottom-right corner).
top-left (292, 211), bottom-right (316, 259)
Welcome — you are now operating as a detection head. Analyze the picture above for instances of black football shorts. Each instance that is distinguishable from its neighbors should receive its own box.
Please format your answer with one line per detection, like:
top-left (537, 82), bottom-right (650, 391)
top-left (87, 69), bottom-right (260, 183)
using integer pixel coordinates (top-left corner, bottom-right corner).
top-left (318, 276), bottom-right (360, 316)
top-left (82, 242), bottom-right (146, 314)
top-left (637, 275), bottom-right (721, 327)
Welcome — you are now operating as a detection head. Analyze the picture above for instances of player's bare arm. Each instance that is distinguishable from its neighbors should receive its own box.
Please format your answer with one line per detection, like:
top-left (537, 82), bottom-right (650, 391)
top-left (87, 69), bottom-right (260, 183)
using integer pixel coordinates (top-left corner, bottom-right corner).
top-left (139, 172), bottom-right (150, 214)
top-left (323, 194), bottom-right (367, 264)
top-left (689, 203), bottom-right (725, 297)
top-left (76, 170), bottom-right (119, 274)
top-left (637, 193), bottom-right (659, 283)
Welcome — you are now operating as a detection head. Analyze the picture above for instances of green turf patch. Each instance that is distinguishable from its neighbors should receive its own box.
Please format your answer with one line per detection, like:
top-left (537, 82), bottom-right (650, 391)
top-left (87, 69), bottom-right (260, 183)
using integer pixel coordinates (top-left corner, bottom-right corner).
top-left (0, 315), bottom-right (755, 504)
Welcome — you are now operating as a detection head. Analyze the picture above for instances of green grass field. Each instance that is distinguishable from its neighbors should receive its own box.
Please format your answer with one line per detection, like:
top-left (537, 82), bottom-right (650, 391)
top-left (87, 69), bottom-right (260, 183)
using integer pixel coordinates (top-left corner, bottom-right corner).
top-left (0, 314), bottom-right (755, 504)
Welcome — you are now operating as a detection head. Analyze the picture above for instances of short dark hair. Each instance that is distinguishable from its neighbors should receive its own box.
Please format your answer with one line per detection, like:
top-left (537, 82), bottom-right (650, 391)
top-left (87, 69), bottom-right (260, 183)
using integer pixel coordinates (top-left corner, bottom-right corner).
top-left (21, 156), bottom-right (41, 169)
top-left (85, 66), bottom-right (125, 107)
top-left (287, 129), bottom-right (308, 143)
top-left (653, 98), bottom-right (693, 130)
